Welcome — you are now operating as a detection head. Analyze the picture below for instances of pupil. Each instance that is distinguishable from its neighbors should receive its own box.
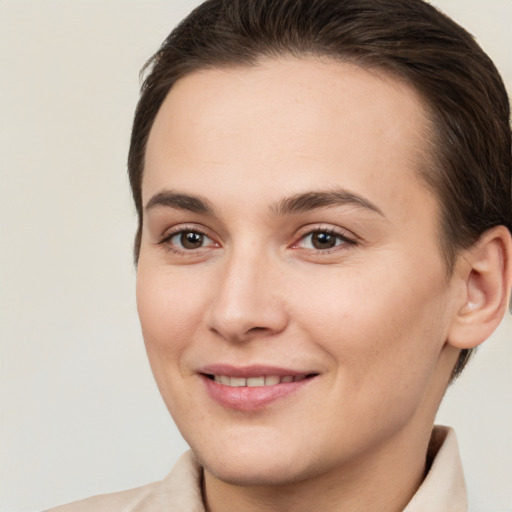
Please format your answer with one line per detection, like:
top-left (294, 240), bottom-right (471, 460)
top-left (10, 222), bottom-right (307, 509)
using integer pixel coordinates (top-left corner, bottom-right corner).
top-left (313, 232), bottom-right (336, 249)
top-left (181, 232), bottom-right (203, 249)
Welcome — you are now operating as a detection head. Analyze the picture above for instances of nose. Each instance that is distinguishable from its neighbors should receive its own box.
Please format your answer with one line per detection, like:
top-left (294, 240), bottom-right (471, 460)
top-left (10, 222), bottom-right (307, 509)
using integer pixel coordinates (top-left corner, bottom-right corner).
top-left (205, 249), bottom-right (289, 342)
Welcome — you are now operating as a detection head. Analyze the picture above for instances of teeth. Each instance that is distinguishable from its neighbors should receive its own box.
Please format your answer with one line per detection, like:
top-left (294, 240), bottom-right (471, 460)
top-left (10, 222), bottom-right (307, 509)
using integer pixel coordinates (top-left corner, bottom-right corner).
top-left (230, 377), bottom-right (246, 387)
top-left (247, 377), bottom-right (265, 387)
top-left (211, 375), bottom-right (306, 387)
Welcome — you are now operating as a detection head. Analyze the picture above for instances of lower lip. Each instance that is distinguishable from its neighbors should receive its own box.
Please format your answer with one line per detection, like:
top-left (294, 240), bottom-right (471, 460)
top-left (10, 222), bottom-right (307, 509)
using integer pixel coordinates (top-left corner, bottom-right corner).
top-left (201, 375), bottom-right (313, 411)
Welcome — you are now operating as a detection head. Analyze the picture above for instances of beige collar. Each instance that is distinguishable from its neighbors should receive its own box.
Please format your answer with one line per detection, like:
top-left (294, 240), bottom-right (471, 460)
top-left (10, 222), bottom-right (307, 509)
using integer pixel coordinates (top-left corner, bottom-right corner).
top-left (404, 426), bottom-right (467, 511)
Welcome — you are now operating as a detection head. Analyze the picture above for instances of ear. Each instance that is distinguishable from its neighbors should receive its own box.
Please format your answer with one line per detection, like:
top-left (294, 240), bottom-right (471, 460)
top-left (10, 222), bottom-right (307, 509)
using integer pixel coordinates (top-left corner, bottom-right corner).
top-left (448, 226), bottom-right (512, 349)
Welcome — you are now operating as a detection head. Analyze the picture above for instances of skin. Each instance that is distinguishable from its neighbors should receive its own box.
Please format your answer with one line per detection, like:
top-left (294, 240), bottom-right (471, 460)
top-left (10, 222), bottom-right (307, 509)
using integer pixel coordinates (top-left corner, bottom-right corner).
top-left (137, 57), bottom-right (468, 512)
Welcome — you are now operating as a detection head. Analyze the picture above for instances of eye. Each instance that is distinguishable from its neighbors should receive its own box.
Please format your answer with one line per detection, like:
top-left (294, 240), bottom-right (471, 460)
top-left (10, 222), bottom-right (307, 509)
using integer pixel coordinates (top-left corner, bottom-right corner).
top-left (173, 231), bottom-right (207, 250)
top-left (296, 229), bottom-right (356, 251)
top-left (161, 228), bottom-right (218, 252)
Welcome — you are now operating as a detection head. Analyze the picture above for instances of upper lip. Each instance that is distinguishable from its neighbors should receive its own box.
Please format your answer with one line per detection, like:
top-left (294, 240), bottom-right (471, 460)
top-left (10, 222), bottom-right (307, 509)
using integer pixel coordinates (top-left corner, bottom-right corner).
top-left (199, 364), bottom-right (318, 378)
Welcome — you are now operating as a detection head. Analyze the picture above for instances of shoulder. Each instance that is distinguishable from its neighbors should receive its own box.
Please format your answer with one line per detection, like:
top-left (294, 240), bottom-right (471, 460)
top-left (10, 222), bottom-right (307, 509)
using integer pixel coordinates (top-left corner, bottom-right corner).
top-left (44, 481), bottom-right (160, 512)
top-left (44, 451), bottom-right (204, 512)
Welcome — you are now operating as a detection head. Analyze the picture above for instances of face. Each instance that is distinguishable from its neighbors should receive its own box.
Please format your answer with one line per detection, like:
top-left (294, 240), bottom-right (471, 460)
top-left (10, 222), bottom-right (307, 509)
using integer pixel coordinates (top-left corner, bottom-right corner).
top-left (137, 57), bottom-right (461, 487)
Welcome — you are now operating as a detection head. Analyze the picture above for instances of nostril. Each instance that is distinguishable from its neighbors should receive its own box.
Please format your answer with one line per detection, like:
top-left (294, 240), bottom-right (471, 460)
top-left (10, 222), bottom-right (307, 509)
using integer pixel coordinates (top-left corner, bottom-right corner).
top-left (247, 326), bottom-right (268, 333)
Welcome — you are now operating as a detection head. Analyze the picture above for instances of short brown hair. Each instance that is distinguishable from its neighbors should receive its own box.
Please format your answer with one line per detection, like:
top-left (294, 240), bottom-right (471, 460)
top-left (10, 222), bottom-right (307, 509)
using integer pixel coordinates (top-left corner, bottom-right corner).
top-left (128, 0), bottom-right (512, 378)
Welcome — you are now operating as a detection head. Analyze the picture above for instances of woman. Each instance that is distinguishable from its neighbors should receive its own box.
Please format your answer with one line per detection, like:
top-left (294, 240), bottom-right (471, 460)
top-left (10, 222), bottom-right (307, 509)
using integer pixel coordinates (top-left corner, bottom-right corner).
top-left (46, 0), bottom-right (512, 510)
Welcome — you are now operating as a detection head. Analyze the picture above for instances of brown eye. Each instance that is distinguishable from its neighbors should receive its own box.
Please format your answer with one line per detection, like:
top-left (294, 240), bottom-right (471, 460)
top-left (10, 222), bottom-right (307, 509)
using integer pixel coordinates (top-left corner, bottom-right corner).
top-left (180, 231), bottom-right (204, 249)
top-left (296, 229), bottom-right (355, 251)
top-left (310, 232), bottom-right (337, 249)
top-left (165, 229), bottom-right (216, 252)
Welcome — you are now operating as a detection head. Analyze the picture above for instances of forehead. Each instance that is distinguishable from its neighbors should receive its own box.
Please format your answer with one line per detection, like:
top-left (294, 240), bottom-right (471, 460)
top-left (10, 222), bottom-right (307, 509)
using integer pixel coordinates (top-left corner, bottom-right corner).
top-left (144, 57), bottom-right (435, 222)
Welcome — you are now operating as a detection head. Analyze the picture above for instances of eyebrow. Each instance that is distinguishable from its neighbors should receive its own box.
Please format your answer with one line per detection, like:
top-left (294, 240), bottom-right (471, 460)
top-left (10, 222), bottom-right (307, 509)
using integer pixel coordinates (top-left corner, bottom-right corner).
top-left (271, 189), bottom-right (385, 217)
top-left (145, 190), bottom-right (215, 215)
top-left (144, 187), bottom-right (384, 218)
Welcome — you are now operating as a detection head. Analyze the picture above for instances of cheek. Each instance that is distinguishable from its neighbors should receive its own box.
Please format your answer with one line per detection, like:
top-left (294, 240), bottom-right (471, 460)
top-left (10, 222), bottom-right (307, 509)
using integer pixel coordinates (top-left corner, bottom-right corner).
top-left (135, 264), bottom-right (210, 421)
top-left (136, 265), bottom-right (206, 362)
top-left (294, 263), bottom-right (449, 389)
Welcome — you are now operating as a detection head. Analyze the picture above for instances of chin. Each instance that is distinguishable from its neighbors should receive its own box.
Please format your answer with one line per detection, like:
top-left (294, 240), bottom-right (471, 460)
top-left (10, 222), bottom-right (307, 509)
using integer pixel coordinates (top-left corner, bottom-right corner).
top-left (203, 456), bottom-right (311, 487)
top-left (191, 437), bottom-right (317, 487)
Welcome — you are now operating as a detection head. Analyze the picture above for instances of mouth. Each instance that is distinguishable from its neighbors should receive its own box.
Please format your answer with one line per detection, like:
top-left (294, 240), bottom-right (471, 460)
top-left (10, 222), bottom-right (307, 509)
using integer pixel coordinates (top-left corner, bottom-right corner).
top-left (203, 374), bottom-right (312, 387)
top-left (199, 366), bottom-right (319, 411)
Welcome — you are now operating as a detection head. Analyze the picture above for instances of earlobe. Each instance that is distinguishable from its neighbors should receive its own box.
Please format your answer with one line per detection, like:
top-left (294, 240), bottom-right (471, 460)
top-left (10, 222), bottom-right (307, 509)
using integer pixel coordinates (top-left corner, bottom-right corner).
top-left (448, 226), bottom-right (512, 349)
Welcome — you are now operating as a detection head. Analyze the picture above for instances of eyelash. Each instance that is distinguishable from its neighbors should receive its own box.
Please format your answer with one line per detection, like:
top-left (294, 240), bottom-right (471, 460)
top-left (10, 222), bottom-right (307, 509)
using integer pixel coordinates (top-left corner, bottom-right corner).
top-left (158, 226), bottom-right (358, 255)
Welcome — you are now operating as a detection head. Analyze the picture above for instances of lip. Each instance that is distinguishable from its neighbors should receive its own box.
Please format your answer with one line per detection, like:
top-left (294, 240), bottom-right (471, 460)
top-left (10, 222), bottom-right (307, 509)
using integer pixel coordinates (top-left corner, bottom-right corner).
top-left (199, 364), bottom-right (318, 411)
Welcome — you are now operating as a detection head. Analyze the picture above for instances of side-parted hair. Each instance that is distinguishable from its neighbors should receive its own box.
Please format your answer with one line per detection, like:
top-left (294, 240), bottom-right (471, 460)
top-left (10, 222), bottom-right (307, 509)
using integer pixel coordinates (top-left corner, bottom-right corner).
top-left (128, 0), bottom-right (512, 379)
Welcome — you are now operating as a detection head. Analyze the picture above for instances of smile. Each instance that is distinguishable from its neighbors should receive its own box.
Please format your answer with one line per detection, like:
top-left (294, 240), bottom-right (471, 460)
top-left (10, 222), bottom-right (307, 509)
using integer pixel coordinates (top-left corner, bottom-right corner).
top-left (209, 375), bottom-right (307, 387)
top-left (200, 368), bottom-right (317, 411)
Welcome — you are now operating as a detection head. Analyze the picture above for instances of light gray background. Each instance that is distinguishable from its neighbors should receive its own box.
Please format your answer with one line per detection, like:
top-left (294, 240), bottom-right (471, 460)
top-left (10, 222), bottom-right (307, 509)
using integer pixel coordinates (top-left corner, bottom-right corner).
top-left (1, 1), bottom-right (511, 511)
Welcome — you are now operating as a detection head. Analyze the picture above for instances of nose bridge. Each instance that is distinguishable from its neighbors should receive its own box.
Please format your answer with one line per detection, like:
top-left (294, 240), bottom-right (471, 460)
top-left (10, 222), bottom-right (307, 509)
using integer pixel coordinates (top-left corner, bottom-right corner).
top-left (207, 243), bottom-right (287, 341)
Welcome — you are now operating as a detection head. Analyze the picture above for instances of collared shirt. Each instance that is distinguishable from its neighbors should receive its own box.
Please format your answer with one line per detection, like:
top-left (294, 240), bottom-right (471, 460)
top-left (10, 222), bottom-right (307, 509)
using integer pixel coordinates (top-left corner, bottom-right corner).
top-left (46, 426), bottom-right (467, 512)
